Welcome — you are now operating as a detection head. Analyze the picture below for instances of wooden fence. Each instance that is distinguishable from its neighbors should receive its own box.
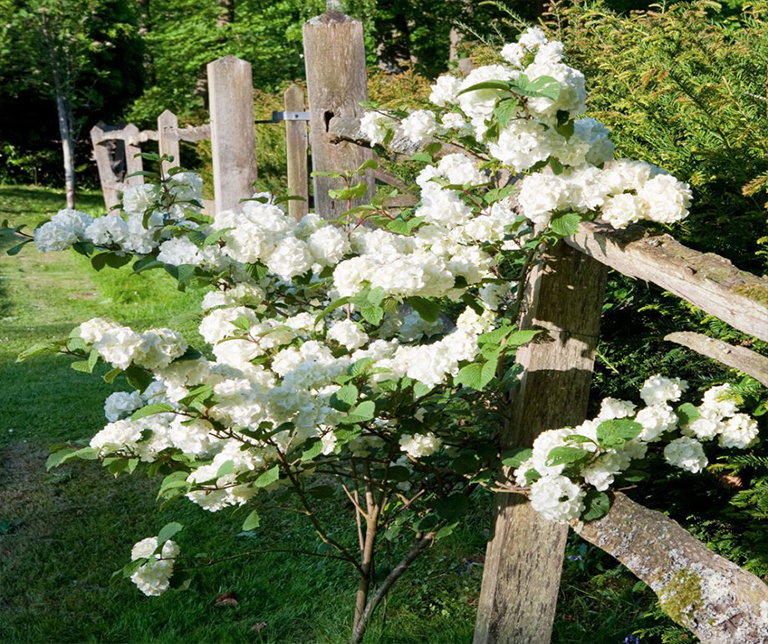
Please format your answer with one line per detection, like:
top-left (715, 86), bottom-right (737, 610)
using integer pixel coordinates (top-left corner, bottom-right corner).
top-left (89, 9), bottom-right (768, 643)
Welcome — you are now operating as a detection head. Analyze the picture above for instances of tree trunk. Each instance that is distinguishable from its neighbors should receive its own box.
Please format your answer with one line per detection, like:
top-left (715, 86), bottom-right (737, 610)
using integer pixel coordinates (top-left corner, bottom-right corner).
top-left (574, 492), bottom-right (768, 643)
top-left (53, 70), bottom-right (76, 209)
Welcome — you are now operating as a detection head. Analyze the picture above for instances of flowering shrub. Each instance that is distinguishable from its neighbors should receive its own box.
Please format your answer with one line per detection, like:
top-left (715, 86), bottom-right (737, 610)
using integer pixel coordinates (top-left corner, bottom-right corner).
top-left (3, 26), bottom-right (753, 640)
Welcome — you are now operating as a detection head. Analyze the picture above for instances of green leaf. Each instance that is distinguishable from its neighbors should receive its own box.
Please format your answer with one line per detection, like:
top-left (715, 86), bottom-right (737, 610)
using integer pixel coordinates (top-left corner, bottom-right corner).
top-left (131, 403), bottom-right (174, 421)
top-left (546, 446), bottom-right (591, 467)
top-left (413, 381), bottom-right (432, 399)
top-left (168, 570), bottom-right (192, 591)
top-left (357, 159), bottom-right (379, 172)
top-left (494, 98), bottom-right (519, 129)
top-left (308, 485), bottom-right (336, 499)
top-left (581, 490), bottom-right (610, 522)
top-left (330, 384), bottom-right (358, 412)
top-left (157, 521), bottom-right (184, 546)
top-left (242, 509), bottom-right (260, 531)
top-left (409, 152), bottom-right (433, 163)
top-left (432, 493), bottom-right (468, 522)
top-left (507, 330), bottom-right (540, 347)
top-left (549, 212), bottom-right (581, 237)
top-left (301, 438), bottom-right (325, 461)
top-left (103, 368), bottom-right (122, 384)
top-left (424, 142), bottom-right (442, 155)
top-left (16, 342), bottom-right (59, 362)
top-left (676, 402), bottom-right (700, 426)
top-left (45, 447), bottom-right (98, 470)
top-left (456, 80), bottom-right (512, 96)
top-left (501, 447), bottom-right (532, 469)
top-left (480, 358), bottom-right (498, 388)
top-left (596, 419), bottom-right (642, 449)
top-left (406, 296), bottom-right (441, 323)
top-left (254, 465), bottom-right (280, 488)
top-left (341, 400), bottom-right (375, 424)
top-left (455, 363), bottom-right (484, 390)
top-left (216, 459), bottom-right (235, 478)
top-left (360, 303), bottom-right (383, 325)
top-left (6, 239), bottom-right (32, 255)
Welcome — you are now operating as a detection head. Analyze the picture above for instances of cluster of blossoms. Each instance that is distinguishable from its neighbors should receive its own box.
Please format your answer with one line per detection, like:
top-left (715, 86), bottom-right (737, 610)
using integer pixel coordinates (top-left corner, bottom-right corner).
top-left (515, 376), bottom-right (760, 523)
top-left (361, 26), bottom-right (691, 230)
top-left (129, 536), bottom-right (179, 596)
top-left (19, 28), bottom-right (721, 597)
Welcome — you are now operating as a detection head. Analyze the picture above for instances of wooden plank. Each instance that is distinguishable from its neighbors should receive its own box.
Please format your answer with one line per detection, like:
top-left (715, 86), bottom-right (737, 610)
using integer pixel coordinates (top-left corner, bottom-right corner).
top-left (574, 492), bottom-right (768, 643)
top-left (122, 124), bottom-right (144, 187)
top-left (665, 331), bottom-right (768, 388)
top-left (284, 84), bottom-right (309, 220)
top-left (565, 222), bottom-right (768, 342)
top-left (90, 122), bottom-right (121, 212)
top-left (157, 109), bottom-right (180, 172)
top-left (474, 242), bottom-right (607, 644)
top-left (176, 124), bottom-right (211, 142)
top-left (303, 11), bottom-right (373, 218)
top-left (92, 126), bottom-right (158, 144)
top-left (207, 56), bottom-right (258, 213)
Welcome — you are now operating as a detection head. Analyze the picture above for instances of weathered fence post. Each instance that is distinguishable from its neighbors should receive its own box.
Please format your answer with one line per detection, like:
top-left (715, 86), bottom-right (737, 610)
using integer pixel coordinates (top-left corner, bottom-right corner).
top-left (123, 123), bottom-right (144, 187)
top-left (157, 110), bottom-right (180, 173)
top-left (207, 56), bottom-right (258, 213)
top-left (90, 122), bottom-right (120, 212)
top-left (303, 10), bottom-right (374, 218)
top-left (473, 242), bottom-right (607, 644)
top-left (284, 83), bottom-right (309, 220)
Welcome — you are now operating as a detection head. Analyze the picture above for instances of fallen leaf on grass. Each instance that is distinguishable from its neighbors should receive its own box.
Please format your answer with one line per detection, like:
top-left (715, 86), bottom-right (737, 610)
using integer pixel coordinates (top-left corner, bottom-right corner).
top-left (214, 591), bottom-right (239, 607)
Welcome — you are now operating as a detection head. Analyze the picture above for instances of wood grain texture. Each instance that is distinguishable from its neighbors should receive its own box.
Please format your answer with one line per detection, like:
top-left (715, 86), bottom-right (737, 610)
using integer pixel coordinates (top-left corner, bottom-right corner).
top-left (303, 11), bottom-right (373, 218)
top-left (122, 124), bottom-right (144, 187)
top-left (565, 221), bottom-right (768, 342)
top-left (284, 84), bottom-right (309, 220)
top-left (665, 332), bottom-right (768, 387)
top-left (574, 492), bottom-right (768, 643)
top-left (474, 242), bottom-right (607, 644)
top-left (90, 123), bottom-right (121, 211)
top-left (157, 109), bottom-right (180, 172)
top-left (207, 56), bottom-right (258, 213)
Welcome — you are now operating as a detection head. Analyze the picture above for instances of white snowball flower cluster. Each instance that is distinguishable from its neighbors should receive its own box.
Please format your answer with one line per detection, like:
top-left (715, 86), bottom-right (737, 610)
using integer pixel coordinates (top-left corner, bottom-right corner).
top-left (34, 209), bottom-right (94, 251)
top-left (104, 391), bottom-right (144, 422)
top-left (129, 536), bottom-right (179, 596)
top-left (81, 321), bottom-right (188, 371)
top-left (360, 111), bottom-right (396, 145)
top-left (399, 432), bottom-right (442, 458)
top-left (516, 377), bottom-right (761, 523)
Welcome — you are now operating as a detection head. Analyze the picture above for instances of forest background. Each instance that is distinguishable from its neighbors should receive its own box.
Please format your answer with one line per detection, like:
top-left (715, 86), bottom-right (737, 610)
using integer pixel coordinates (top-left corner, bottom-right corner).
top-left (1, 0), bottom-right (768, 642)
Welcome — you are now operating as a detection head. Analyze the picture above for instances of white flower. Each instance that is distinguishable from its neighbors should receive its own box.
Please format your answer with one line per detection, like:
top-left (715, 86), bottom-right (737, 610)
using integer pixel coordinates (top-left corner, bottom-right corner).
top-left (457, 65), bottom-right (516, 122)
top-left (157, 237), bottom-right (204, 266)
top-left (135, 328), bottom-right (188, 370)
top-left (399, 432), bottom-right (442, 458)
top-left (85, 213), bottom-right (129, 247)
top-left (34, 209), bottom-right (94, 252)
top-left (639, 374), bottom-right (688, 406)
top-left (582, 452), bottom-right (628, 492)
top-left (429, 75), bottom-right (462, 107)
top-left (122, 185), bottom-right (159, 215)
top-left (95, 326), bottom-right (144, 370)
top-left (327, 319), bottom-right (368, 350)
top-left (308, 225), bottom-right (350, 267)
top-left (638, 174), bottom-right (692, 225)
top-left (78, 317), bottom-right (120, 345)
top-left (129, 536), bottom-right (179, 597)
top-left (601, 193), bottom-right (645, 229)
top-left (664, 437), bottom-right (708, 473)
top-left (360, 111), bottom-right (396, 145)
top-left (530, 474), bottom-right (585, 523)
top-left (718, 414), bottom-right (759, 449)
top-left (266, 236), bottom-right (312, 280)
top-left (701, 384), bottom-right (739, 419)
top-left (597, 397), bottom-right (636, 420)
top-left (104, 391), bottom-right (144, 422)
top-left (635, 404), bottom-right (678, 442)
top-left (400, 110), bottom-right (437, 144)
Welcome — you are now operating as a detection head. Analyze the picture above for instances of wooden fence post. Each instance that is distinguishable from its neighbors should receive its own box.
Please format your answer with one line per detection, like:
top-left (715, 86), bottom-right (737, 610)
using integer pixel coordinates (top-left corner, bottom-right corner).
top-left (284, 84), bottom-right (309, 220)
top-left (90, 122), bottom-right (120, 212)
top-left (303, 10), bottom-right (374, 218)
top-left (207, 56), bottom-right (258, 213)
top-left (123, 123), bottom-right (144, 187)
top-left (473, 242), bottom-right (607, 644)
top-left (157, 110), bottom-right (180, 173)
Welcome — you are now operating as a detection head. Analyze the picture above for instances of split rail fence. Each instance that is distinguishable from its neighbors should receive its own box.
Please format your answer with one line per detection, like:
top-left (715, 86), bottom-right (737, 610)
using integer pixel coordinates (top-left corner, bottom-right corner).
top-left (89, 9), bottom-right (768, 644)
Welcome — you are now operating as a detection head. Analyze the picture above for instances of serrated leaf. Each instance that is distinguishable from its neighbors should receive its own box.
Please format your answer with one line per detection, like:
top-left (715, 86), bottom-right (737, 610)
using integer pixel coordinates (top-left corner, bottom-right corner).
top-left (360, 303), bottom-right (383, 325)
top-left (330, 384), bottom-right (358, 412)
top-left (675, 402), bottom-right (700, 426)
top-left (455, 363), bottom-right (484, 390)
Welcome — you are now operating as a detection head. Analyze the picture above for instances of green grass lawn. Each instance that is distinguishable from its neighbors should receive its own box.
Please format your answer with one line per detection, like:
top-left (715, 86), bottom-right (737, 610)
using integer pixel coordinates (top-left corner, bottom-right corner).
top-left (0, 184), bottom-right (666, 644)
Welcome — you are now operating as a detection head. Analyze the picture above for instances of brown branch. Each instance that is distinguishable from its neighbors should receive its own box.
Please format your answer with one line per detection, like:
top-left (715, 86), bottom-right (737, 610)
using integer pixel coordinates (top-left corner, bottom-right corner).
top-left (665, 331), bottom-right (768, 388)
top-left (573, 492), bottom-right (768, 642)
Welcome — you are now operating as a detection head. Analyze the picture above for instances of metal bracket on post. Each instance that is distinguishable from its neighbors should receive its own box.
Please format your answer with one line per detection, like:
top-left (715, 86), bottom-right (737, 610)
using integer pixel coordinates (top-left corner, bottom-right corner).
top-left (255, 111), bottom-right (310, 124)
